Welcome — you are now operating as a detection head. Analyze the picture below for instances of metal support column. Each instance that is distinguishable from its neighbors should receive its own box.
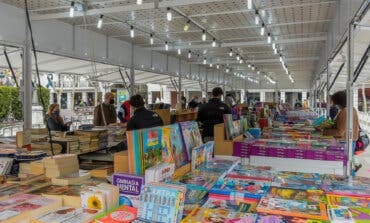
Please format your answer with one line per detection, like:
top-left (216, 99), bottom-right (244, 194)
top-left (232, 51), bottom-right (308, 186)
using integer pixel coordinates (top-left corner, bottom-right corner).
top-left (178, 72), bottom-right (182, 110)
top-left (205, 69), bottom-right (208, 99)
top-left (23, 18), bottom-right (32, 131)
top-left (346, 21), bottom-right (355, 177)
top-left (326, 61), bottom-right (331, 117)
top-left (130, 44), bottom-right (135, 94)
top-left (222, 73), bottom-right (226, 100)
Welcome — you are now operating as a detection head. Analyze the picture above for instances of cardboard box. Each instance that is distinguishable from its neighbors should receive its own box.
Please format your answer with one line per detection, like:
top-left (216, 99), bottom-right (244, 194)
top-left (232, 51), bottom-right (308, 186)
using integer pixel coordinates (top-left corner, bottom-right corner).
top-left (114, 151), bottom-right (129, 173)
top-left (214, 123), bottom-right (243, 156)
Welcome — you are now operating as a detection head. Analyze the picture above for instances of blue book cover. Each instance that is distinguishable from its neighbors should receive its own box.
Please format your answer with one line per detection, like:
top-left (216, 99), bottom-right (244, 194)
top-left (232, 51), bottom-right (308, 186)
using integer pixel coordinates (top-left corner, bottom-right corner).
top-left (113, 173), bottom-right (144, 207)
top-left (167, 124), bottom-right (189, 168)
top-left (179, 121), bottom-right (203, 161)
top-left (142, 127), bottom-right (163, 170)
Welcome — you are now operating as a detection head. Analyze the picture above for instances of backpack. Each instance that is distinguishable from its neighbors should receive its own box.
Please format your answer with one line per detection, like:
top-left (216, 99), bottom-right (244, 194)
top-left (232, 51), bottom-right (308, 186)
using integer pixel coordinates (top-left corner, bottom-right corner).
top-left (355, 127), bottom-right (369, 152)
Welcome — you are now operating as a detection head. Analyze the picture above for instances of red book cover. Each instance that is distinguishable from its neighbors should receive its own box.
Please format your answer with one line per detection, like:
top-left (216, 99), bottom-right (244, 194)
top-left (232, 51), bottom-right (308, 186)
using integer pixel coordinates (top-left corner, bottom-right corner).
top-left (95, 205), bottom-right (137, 223)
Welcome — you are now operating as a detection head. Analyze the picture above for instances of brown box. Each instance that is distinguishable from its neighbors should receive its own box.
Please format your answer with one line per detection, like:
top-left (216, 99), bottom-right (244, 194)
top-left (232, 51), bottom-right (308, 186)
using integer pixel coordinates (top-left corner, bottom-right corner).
top-left (214, 123), bottom-right (243, 156)
top-left (114, 151), bottom-right (129, 173)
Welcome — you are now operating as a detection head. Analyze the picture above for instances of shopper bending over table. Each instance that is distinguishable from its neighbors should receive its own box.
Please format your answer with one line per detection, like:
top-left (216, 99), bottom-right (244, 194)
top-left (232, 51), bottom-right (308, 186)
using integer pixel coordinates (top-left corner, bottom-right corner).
top-left (93, 92), bottom-right (117, 126)
top-left (319, 90), bottom-right (362, 172)
top-left (127, 94), bottom-right (164, 131)
top-left (197, 87), bottom-right (231, 142)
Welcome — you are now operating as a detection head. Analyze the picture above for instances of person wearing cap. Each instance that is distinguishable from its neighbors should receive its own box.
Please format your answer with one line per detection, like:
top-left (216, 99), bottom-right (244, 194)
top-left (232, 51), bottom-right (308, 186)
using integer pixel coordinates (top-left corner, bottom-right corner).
top-left (127, 94), bottom-right (164, 131)
top-left (93, 92), bottom-right (117, 126)
top-left (197, 87), bottom-right (231, 142)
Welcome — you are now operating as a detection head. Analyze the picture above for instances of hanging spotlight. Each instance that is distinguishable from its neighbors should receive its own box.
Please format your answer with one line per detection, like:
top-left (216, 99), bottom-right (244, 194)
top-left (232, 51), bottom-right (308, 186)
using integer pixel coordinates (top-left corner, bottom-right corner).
top-left (247, 0), bottom-right (253, 9)
top-left (188, 50), bottom-right (192, 59)
top-left (229, 49), bottom-right (233, 57)
top-left (260, 23), bottom-right (265, 36)
top-left (150, 34), bottom-right (154, 45)
top-left (239, 58), bottom-right (243, 64)
top-left (202, 30), bottom-right (206, 41)
top-left (248, 63), bottom-right (251, 68)
top-left (216, 65), bottom-right (220, 69)
top-left (210, 63), bottom-right (213, 68)
top-left (130, 26), bottom-right (135, 38)
top-left (177, 48), bottom-right (181, 55)
top-left (257, 71), bottom-right (260, 75)
top-left (69, 1), bottom-right (75, 17)
top-left (236, 54), bottom-right (240, 61)
top-left (251, 65), bottom-right (255, 71)
top-left (203, 58), bottom-right (207, 65)
top-left (274, 48), bottom-right (278, 54)
top-left (212, 38), bottom-right (216, 47)
top-left (279, 55), bottom-right (283, 62)
top-left (137, 0), bottom-right (142, 5)
top-left (167, 8), bottom-right (172, 21)
top-left (226, 68), bottom-right (230, 73)
top-left (165, 41), bottom-right (169, 51)
top-left (272, 42), bottom-right (276, 50)
top-left (184, 20), bottom-right (190, 31)
top-left (255, 10), bottom-right (259, 25)
top-left (97, 15), bottom-right (103, 29)
top-left (267, 33), bottom-right (271, 43)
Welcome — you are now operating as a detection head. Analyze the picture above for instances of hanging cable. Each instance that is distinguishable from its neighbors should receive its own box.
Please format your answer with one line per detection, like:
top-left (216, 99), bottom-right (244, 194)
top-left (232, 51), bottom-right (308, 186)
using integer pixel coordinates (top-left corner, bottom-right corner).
top-left (3, 48), bottom-right (19, 88)
top-left (24, 0), bottom-right (54, 156)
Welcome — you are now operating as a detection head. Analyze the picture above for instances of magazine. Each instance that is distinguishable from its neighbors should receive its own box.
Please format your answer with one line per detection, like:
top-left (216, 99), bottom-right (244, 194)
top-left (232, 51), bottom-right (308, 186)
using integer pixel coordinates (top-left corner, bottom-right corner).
top-left (202, 196), bottom-right (259, 213)
top-left (182, 207), bottom-right (257, 223)
top-left (179, 121), bottom-right (203, 161)
top-left (268, 187), bottom-right (327, 203)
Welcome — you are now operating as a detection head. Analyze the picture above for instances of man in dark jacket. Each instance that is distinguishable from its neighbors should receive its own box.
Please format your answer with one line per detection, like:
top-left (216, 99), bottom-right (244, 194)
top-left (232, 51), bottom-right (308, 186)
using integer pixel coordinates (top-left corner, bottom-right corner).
top-left (188, 96), bottom-right (199, 110)
top-left (197, 87), bottom-right (231, 141)
top-left (127, 94), bottom-right (164, 131)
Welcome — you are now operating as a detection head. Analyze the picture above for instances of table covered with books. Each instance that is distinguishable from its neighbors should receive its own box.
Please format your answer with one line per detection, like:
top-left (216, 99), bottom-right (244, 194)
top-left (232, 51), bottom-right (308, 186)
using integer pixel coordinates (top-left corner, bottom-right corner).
top-left (0, 120), bottom-right (368, 223)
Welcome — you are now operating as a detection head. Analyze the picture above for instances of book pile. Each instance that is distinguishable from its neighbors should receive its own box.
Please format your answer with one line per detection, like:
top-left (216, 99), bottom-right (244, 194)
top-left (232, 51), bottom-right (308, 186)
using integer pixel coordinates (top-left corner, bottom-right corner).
top-left (31, 206), bottom-right (101, 223)
top-left (15, 151), bottom-right (47, 161)
top-left (80, 183), bottom-right (119, 212)
top-left (0, 149), bottom-right (17, 158)
top-left (43, 154), bottom-right (79, 178)
top-left (0, 158), bottom-right (13, 175)
top-left (191, 141), bottom-right (214, 170)
top-left (51, 170), bottom-right (91, 186)
top-left (113, 173), bottom-right (144, 208)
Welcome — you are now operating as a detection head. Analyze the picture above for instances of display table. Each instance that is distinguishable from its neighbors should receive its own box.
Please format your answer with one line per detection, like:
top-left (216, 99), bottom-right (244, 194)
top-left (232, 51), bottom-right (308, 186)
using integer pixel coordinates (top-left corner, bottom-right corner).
top-left (175, 111), bottom-right (198, 122)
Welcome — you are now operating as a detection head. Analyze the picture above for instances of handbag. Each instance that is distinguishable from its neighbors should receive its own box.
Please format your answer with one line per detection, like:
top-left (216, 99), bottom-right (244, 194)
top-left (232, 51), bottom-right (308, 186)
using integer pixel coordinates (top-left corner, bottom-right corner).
top-left (355, 127), bottom-right (369, 152)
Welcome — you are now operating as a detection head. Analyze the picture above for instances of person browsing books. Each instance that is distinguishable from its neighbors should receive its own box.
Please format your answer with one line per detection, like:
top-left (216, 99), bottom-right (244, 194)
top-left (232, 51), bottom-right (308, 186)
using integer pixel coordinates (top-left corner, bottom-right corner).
top-left (93, 92), bottom-right (117, 126)
top-left (127, 94), bottom-right (164, 131)
top-left (46, 103), bottom-right (71, 132)
top-left (197, 87), bottom-right (231, 142)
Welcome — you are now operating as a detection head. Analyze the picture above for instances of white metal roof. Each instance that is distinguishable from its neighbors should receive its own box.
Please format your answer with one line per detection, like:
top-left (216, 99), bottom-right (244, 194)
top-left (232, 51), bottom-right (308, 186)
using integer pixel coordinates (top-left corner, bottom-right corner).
top-left (0, 0), bottom-right (339, 88)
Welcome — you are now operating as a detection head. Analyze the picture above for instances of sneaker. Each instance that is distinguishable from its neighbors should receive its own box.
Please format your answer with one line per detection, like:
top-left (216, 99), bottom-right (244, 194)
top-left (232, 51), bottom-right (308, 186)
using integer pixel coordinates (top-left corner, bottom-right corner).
top-left (354, 164), bottom-right (363, 172)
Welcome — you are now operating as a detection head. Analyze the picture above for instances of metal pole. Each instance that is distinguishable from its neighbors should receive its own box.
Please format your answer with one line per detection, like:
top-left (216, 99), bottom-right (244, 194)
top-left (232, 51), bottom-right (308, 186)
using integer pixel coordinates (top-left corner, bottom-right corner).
top-left (326, 61), bottom-right (331, 118)
top-left (23, 17), bottom-right (32, 131)
top-left (222, 73), bottom-right (226, 100)
top-left (346, 21), bottom-right (354, 177)
top-left (178, 71), bottom-right (182, 110)
top-left (130, 43), bottom-right (135, 94)
top-left (205, 69), bottom-right (208, 100)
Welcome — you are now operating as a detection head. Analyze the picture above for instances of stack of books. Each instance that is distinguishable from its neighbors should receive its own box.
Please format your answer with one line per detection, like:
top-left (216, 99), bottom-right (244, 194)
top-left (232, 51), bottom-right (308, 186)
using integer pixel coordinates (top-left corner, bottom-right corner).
top-left (42, 154), bottom-right (79, 178)
top-left (31, 206), bottom-right (101, 223)
top-left (80, 183), bottom-right (119, 212)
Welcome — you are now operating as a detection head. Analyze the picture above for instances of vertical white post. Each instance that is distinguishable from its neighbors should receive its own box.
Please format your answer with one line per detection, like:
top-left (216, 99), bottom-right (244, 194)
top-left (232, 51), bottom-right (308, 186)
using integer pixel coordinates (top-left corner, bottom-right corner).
top-left (326, 61), bottom-right (331, 117)
top-left (82, 92), bottom-right (87, 104)
top-left (240, 89), bottom-right (245, 103)
top-left (281, 91), bottom-right (286, 103)
top-left (346, 21), bottom-right (354, 177)
top-left (205, 70), bottom-right (208, 99)
top-left (260, 91), bottom-right (266, 102)
top-left (130, 43), bottom-right (135, 94)
top-left (23, 19), bottom-right (32, 131)
top-left (67, 92), bottom-right (72, 109)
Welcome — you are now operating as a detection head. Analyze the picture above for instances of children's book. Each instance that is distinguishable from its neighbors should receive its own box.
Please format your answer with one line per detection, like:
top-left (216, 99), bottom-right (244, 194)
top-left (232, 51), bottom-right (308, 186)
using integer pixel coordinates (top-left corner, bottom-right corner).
top-left (256, 214), bottom-right (330, 223)
top-left (181, 207), bottom-right (257, 223)
top-left (138, 183), bottom-right (186, 223)
top-left (202, 196), bottom-right (259, 213)
top-left (142, 127), bottom-right (163, 171)
top-left (113, 173), bottom-right (144, 207)
top-left (126, 130), bottom-right (143, 175)
top-left (210, 178), bottom-right (271, 198)
top-left (326, 194), bottom-right (370, 222)
top-left (179, 121), bottom-right (203, 161)
top-left (327, 205), bottom-right (355, 223)
top-left (94, 205), bottom-right (137, 223)
top-left (227, 169), bottom-right (275, 182)
top-left (191, 141), bottom-right (214, 170)
top-left (145, 162), bottom-right (175, 183)
top-left (161, 128), bottom-right (175, 164)
top-left (167, 124), bottom-right (189, 168)
top-left (268, 187), bottom-right (327, 204)
top-left (183, 184), bottom-right (208, 205)
top-left (257, 197), bottom-right (328, 220)
top-left (272, 171), bottom-right (322, 190)
top-left (80, 190), bottom-right (106, 212)
top-left (0, 194), bottom-right (39, 211)
top-left (224, 114), bottom-right (233, 140)
top-left (176, 169), bottom-right (221, 190)
top-left (233, 164), bottom-right (272, 171)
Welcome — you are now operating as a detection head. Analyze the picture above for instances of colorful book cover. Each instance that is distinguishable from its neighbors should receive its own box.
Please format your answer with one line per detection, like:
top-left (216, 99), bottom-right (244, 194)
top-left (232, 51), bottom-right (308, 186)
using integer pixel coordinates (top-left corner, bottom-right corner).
top-left (167, 124), bottom-right (189, 168)
top-left (224, 114), bottom-right (233, 140)
top-left (145, 162), bottom-right (175, 183)
top-left (62, 208), bottom-right (101, 223)
top-left (327, 205), bottom-right (355, 223)
top-left (161, 128), bottom-right (175, 164)
top-left (142, 127), bottom-right (163, 170)
top-left (176, 170), bottom-right (221, 190)
top-left (80, 190), bottom-right (107, 212)
top-left (273, 171), bottom-right (322, 190)
top-left (326, 194), bottom-right (370, 222)
top-left (202, 196), bottom-right (259, 213)
top-left (210, 178), bottom-right (271, 198)
top-left (227, 169), bottom-right (274, 182)
top-left (94, 205), bottom-right (137, 223)
top-left (256, 214), bottom-right (330, 223)
top-left (191, 141), bottom-right (214, 170)
top-left (126, 130), bottom-right (143, 175)
top-left (0, 194), bottom-right (39, 211)
top-left (138, 184), bottom-right (184, 223)
top-left (113, 173), bottom-right (144, 207)
top-left (181, 207), bottom-right (257, 223)
top-left (179, 121), bottom-right (203, 161)
top-left (34, 207), bottom-right (80, 222)
top-left (256, 197), bottom-right (328, 220)
top-left (183, 185), bottom-right (208, 205)
top-left (268, 187), bottom-right (327, 204)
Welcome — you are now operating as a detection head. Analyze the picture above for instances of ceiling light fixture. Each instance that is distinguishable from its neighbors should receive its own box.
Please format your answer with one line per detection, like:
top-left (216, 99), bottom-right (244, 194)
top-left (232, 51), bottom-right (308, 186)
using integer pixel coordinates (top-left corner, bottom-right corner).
top-left (226, 68), bottom-right (229, 73)
top-left (272, 42), bottom-right (276, 50)
top-left (165, 41), bottom-right (169, 51)
top-left (188, 50), bottom-right (191, 59)
top-left (212, 38), bottom-right (216, 47)
top-left (150, 34), bottom-right (154, 45)
top-left (274, 48), bottom-right (278, 54)
top-left (210, 63), bottom-right (213, 67)
top-left (69, 1), bottom-right (75, 17)
top-left (247, 0), bottom-right (253, 9)
top-left (255, 10), bottom-right (259, 25)
top-left (239, 58), bottom-right (243, 64)
top-left (202, 30), bottom-right (206, 41)
top-left (97, 15), bottom-right (103, 29)
top-left (257, 71), bottom-right (260, 74)
top-left (203, 58), bottom-right (207, 65)
top-left (216, 65), bottom-right (220, 69)
top-left (167, 8), bottom-right (172, 21)
top-left (267, 33), bottom-right (271, 43)
top-left (251, 65), bottom-right (255, 71)
top-left (137, 0), bottom-right (142, 5)
top-left (260, 23), bottom-right (265, 36)
top-left (178, 48), bottom-right (181, 55)
top-left (183, 20), bottom-right (190, 31)
top-left (130, 26), bottom-right (134, 38)
top-left (229, 49), bottom-right (233, 57)
top-left (236, 54), bottom-right (240, 61)
top-left (248, 63), bottom-right (251, 68)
